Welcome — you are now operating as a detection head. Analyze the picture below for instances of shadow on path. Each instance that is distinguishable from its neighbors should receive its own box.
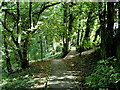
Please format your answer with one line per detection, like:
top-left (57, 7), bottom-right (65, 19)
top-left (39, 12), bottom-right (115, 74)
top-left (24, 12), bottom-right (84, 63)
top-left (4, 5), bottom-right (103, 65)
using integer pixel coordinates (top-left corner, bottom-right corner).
top-left (30, 47), bottom-right (100, 89)
top-left (46, 59), bottom-right (77, 88)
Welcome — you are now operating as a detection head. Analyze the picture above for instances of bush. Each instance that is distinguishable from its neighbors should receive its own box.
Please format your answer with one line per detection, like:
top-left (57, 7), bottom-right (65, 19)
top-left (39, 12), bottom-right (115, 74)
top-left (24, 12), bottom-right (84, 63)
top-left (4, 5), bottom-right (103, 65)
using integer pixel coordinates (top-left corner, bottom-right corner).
top-left (85, 56), bottom-right (120, 88)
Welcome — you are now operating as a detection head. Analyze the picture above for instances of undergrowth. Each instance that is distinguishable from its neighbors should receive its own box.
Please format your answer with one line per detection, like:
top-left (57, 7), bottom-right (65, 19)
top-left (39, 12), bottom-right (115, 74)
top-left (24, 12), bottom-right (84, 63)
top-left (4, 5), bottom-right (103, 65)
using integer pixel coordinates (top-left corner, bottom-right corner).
top-left (86, 56), bottom-right (120, 88)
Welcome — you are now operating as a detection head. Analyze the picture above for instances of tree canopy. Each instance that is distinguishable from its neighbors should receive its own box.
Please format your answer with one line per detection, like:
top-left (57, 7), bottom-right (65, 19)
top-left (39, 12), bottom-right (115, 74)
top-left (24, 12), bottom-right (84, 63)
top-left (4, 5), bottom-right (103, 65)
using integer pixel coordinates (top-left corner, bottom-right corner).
top-left (1, 1), bottom-right (120, 89)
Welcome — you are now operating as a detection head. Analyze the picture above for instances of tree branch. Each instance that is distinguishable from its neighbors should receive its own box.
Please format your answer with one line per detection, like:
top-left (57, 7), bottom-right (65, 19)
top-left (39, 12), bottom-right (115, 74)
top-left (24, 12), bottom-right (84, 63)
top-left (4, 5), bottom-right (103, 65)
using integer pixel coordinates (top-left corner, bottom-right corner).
top-left (1, 19), bottom-right (18, 45)
top-left (2, 9), bottom-right (17, 20)
top-left (31, 2), bottom-right (60, 34)
top-left (0, 19), bottom-right (12, 33)
top-left (37, 2), bottom-right (60, 21)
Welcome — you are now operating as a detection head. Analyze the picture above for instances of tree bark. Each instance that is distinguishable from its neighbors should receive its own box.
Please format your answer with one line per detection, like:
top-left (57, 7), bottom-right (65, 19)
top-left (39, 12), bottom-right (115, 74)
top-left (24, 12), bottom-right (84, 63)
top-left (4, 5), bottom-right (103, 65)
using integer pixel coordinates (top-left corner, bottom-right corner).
top-left (99, 2), bottom-right (107, 59)
top-left (77, 27), bottom-right (80, 46)
top-left (62, 3), bottom-right (69, 57)
top-left (21, 2), bottom-right (33, 68)
top-left (16, 1), bottom-right (29, 69)
top-left (62, 2), bottom-right (74, 57)
top-left (84, 11), bottom-right (92, 40)
top-left (105, 2), bottom-right (115, 57)
top-left (3, 11), bottom-right (13, 73)
top-left (115, 2), bottom-right (120, 60)
top-left (40, 36), bottom-right (43, 60)
top-left (93, 26), bottom-right (101, 42)
top-left (4, 35), bottom-right (13, 73)
top-left (101, 2), bottom-right (115, 59)
top-left (68, 2), bottom-right (74, 46)
top-left (29, 2), bottom-right (32, 28)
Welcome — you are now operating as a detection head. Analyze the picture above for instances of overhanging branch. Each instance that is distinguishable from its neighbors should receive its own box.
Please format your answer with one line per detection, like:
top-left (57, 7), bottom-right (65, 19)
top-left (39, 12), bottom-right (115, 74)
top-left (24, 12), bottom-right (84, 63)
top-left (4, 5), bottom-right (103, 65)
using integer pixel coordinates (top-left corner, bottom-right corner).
top-left (31, 2), bottom-right (61, 34)
top-left (2, 9), bottom-right (17, 20)
top-left (37, 2), bottom-right (60, 21)
top-left (0, 19), bottom-right (17, 45)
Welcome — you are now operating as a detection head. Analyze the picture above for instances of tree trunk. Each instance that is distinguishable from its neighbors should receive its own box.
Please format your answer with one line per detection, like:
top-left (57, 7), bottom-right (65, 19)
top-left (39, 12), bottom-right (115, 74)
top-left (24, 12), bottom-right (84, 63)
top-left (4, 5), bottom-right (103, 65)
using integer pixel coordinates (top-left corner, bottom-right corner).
top-left (62, 3), bottom-right (69, 57)
top-left (16, 1), bottom-right (29, 69)
top-left (105, 2), bottom-right (115, 58)
top-left (45, 35), bottom-right (48, 52)
top-left (115, 2), bottom-right (120, 60)
top-left (93, 26), bottom-right (101, 42)
top-left (62, 2), bottom-right (74, 57)
top-left (68, 2), bottom-right (74, 47)
top-left (84, 11), bottom-right (92, 39)
top-left (40, 36), bottom-right (43, 60)
top-left (22, 37), bottom-right (29, 68)
top-left (77, 28), bottom-right (80, 46)
top-left (101, 2), bottom-right (115, 59)
top-left (21, 2), bottom-right (33, 68)
top-left (29, 2), bottom-right (32, 28)
top-left (99, 2), bottom-right (107, 59)
top-left (3, 10), bottom-right (13, 73)
top-left (4, 35), bottom-right (13, 73)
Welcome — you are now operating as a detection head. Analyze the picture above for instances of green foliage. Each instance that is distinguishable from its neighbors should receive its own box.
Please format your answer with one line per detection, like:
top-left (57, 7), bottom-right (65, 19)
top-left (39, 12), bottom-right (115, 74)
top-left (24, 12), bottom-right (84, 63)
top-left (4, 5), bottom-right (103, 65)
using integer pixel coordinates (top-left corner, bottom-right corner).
top-left (1, 60), bottom-right (51, 89)
top-left (85, 56), bottom-right (120, 88)
top-left (83, 40), bottom-right (95, 50)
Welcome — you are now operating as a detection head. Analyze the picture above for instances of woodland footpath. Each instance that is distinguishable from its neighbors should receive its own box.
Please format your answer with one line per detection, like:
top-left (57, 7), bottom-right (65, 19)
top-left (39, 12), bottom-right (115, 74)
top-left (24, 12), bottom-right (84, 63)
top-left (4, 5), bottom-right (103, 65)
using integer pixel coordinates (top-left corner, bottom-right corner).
top-left (1, 1), bottom-right (120, 89)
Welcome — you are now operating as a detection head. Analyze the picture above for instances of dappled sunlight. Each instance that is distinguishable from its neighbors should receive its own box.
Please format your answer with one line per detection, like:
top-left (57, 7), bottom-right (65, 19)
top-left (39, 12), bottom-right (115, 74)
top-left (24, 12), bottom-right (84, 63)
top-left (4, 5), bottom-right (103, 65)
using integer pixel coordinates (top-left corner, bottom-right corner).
top-left (1, 48), bottom-right (101, 89)
top-left (31, 73), bottom-right (78, 88)
top-left (71, 47), bottom-right (76, 50)
top-left (47, 75), bottom-right (77, 88)
top-left (65, 55), bottom-right (75, 59)
top-left (31, 83), bottom-right (45, 88)
top-left (30, 77), bottom-right (46, 88)
top-left (48, 75), bottom-right (75, 81)
top-left (81, 48), bottom-right (96, 55)
top-left (2, 1), bottom-right (119, 89)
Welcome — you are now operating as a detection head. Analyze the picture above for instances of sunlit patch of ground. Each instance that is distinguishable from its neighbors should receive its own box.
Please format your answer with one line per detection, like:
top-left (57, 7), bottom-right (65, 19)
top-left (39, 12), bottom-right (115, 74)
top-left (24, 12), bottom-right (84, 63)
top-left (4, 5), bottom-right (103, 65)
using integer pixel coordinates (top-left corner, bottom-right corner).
top-left (46, 58), bottom-right (77, 88)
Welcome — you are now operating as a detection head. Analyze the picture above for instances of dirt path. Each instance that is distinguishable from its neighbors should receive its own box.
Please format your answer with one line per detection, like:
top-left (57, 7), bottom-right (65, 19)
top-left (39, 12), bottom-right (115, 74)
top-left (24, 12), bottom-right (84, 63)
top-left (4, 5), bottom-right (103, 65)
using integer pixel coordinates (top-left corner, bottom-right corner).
top-left (44, 47), bottom-right (79, 88)
top-left (30, 48), bottom-right (100, 89)
top-left (2, 47), bottom-right (100, 89)
top-left (46, 59), bottom-right (77, 88)
top-left (64, 47), bottom-right (79, 59)
top-left (45, 47), bottom-right (99, 89)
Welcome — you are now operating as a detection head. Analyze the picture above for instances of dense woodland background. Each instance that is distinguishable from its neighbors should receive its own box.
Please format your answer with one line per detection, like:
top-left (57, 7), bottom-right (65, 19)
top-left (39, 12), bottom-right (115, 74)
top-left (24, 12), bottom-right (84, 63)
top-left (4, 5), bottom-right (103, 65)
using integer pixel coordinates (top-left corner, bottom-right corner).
top-left (0, 1), bottom-right (120, 89)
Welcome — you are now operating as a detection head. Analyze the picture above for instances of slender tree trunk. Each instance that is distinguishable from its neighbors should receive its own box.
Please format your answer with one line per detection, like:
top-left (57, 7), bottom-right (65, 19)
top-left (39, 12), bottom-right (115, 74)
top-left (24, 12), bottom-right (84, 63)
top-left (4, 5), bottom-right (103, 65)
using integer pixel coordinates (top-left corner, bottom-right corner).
top-left (84, 11), bottom-right (92, 40)
top-left (82, 11), bottom-right (93, 50)
top-left (62, 3), bottom-right (69, 57)
top-left (93, 27), bottom-right (101, 42)
top-left (4, 35), bottom-right (13, 73)
top-left (115, 2), bottom-right (120, 60)
top-left (22, 38), bottom-right (29, 68)
top-left (40, 36), bottom-right (43, 60)
top-left (68, 2), bottom-right (74, 47)
top-left (94, 2), bottom-right (105, 43)
top-left (77, 28), bottom-right (80, 46)
top-left (118, 2), bottom-right (120, 30)
top-left (76, 21), bottom-right (82, 52)
top-left (100, 2), bottom-right (107, 59)
top-left (29, 2), bottom-right (32, 28)
top-left (45, 35), bottom-right (48, 52)
top-left (16, 1), bottom-right (23, 67)
top-left (3, 10), bottom-right (13, 73)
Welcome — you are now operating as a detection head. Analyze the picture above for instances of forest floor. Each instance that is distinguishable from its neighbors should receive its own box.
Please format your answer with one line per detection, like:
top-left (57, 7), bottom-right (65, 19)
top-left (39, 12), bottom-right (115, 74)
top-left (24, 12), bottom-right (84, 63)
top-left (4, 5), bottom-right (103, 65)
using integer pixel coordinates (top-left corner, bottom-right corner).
top-left (2, 47), bottom-right (101, 89)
